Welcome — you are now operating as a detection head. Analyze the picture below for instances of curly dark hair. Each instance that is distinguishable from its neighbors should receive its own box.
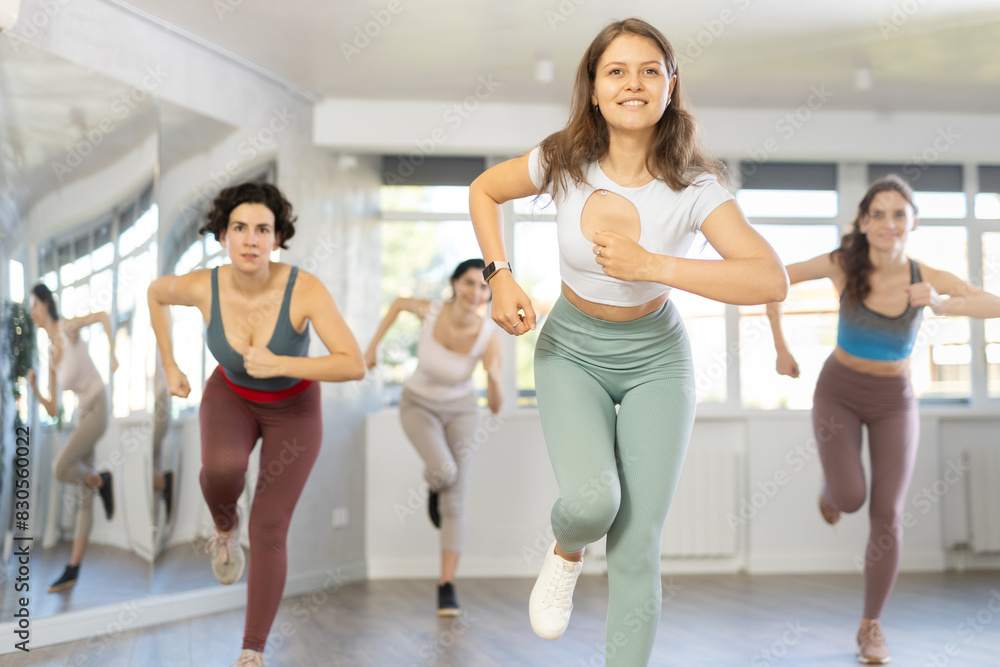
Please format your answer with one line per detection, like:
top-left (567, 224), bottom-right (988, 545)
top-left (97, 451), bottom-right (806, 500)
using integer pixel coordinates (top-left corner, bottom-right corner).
top-left (199, 181), bottom-right (297, 249)
top-left (833, 174), bottom-right (918, 306)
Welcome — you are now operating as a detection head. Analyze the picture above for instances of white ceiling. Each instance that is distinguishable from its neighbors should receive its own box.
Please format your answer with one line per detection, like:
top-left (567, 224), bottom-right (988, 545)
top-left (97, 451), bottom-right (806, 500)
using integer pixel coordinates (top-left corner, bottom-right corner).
top-left (119, 0), bottom-right (1000, 112)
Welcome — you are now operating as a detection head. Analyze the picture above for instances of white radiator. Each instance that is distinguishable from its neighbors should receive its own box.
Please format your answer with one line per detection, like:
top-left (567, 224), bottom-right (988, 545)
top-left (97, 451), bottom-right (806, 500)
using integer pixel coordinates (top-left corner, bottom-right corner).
top-left (661, 448), bottom-right (740, 558)
top-left (965, 447), bottom-right (1000, 554)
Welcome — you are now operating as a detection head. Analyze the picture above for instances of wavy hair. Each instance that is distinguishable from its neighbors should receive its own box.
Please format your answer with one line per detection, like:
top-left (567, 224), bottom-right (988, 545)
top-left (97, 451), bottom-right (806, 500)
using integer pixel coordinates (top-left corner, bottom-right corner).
top-left (834, 174), bottom-right (918, 305)
top-left (536, 18), bottom-right (724, 198)
top-left (199, 181), bottom-right (297, 249)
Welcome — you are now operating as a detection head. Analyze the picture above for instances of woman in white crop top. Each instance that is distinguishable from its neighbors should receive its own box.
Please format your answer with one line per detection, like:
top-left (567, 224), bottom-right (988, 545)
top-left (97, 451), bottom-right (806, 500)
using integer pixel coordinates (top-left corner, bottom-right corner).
top-left (468, 18), bottom-right (787, 666)
top-left (27, 283), bottom-right (116, 594)
top-left (365, 259), bottom-right (503, 617)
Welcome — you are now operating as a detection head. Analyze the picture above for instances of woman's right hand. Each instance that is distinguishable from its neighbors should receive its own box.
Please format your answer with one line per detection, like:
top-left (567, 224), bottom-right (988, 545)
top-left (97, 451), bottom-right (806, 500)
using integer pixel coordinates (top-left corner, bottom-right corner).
top-left (489, 271), bottom-right (535, 336)
top-left (165, 365), bottom-right (191, 398)
top-left (775, 348), bottom-right (800, 378)
top-left (364, 347), bottom-right (378, 370)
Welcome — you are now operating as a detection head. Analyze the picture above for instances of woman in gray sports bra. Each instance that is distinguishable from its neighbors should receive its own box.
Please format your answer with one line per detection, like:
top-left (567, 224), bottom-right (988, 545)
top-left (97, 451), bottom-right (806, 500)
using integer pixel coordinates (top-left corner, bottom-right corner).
top-left (148, 182), bottom-right (364, 666)
top-left (767, 175), bottom-right (1000, 664)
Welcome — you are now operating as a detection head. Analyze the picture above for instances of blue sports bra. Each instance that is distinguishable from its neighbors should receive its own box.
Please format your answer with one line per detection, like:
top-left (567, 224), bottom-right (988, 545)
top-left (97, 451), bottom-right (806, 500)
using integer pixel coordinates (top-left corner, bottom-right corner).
top-left (836, 259), bottom-right (923, 362)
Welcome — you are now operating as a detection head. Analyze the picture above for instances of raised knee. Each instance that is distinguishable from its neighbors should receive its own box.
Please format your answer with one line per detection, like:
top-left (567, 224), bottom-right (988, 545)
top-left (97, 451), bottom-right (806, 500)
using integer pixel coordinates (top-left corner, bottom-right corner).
top-left (426, 463), bottom-right (458, 491)
top-left (829, 488), bottom-right (866, 514)
top-left (556, 493), bottom-right (618, 542)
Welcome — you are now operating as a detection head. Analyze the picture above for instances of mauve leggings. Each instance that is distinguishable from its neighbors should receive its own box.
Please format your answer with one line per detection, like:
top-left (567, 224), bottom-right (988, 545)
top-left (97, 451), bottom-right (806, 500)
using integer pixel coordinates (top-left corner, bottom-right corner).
top-left (813, 354), bottom-right (919, 620)
top-left (199, 367), bottom-right (322, 653)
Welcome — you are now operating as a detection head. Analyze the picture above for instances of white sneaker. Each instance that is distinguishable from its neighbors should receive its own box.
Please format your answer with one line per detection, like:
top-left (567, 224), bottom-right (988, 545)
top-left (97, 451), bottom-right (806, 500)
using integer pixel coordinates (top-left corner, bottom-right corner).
top-left (529, 540), bottom-right (583, 640)
top-left (206, 506), bottom-right (245, 585)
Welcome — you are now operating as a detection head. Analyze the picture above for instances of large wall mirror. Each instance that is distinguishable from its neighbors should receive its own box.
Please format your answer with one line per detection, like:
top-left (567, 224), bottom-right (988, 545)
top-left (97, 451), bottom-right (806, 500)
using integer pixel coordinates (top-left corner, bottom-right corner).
top-left (0, 33), bottom-right (276, 627)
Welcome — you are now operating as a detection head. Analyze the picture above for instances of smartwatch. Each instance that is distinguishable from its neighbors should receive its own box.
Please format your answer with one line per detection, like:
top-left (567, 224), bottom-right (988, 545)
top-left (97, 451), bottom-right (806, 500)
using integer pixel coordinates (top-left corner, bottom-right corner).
top-left (482, 261), bottom-right (511, 284)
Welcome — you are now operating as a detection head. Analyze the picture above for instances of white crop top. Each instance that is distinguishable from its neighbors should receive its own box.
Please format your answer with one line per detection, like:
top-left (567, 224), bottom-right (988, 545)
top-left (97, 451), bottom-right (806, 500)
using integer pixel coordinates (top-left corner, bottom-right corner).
top-left (404, 301), bottom-right (495, 402)
top-left (527, 146), bottom-right (735, 307)
top-left (54, 330), bottom-right (105, 406)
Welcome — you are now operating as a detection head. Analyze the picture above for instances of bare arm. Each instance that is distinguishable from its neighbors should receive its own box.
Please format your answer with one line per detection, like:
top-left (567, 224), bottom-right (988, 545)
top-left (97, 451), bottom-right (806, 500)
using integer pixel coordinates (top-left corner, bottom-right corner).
top-left (364, 298), bottom-right (430, 369)
top-left (481, 331), bottom-right (503, 414)
top-left (27, 367), bottom-right (58, 417)
top-left (652, 201), bottom-right (788, 304)
top-left (147, 270), bottom-right (210, 397)
top-left (912, 264), bottom-right (1000, 319)
top-left (765, 253), bottom-right (842, 377)
top-left (469, 153), bottom-right (542, 335)
top-left (243, 271), bottom-right (365, 382)
top-left (64, 311), bottom-right (117, 371)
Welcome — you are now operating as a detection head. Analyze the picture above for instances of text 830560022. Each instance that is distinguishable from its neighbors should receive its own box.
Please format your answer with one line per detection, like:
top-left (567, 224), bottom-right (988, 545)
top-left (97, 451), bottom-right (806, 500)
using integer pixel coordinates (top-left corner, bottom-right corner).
top-left (13, 425), bottom-right (32, 652)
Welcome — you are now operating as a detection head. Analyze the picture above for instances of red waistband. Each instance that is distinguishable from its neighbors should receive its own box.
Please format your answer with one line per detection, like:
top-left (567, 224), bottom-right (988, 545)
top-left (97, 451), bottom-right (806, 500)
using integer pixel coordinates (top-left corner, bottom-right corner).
top-left (220, 368), bottom-right (314, 402)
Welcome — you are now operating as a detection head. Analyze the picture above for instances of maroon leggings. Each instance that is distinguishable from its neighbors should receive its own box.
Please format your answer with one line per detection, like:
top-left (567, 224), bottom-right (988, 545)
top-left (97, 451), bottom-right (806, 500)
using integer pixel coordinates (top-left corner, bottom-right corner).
top-left (199, 367), bottom-right (322, 652)
top-left (813, 354), bottom-right (919, 620)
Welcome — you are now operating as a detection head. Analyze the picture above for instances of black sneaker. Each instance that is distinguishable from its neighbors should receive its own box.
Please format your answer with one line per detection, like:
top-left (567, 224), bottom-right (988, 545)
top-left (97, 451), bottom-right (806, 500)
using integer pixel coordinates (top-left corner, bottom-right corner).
top-left (48, 564), bottom-right (80, 593)
top-left (437, 582), bottom-right (460, 617)
top-left (163, 470), bottom-right (174, 522)
top-left (428, 491), bottom-right (441, 529)
top-left (98, 471), bottom-right (114, 520)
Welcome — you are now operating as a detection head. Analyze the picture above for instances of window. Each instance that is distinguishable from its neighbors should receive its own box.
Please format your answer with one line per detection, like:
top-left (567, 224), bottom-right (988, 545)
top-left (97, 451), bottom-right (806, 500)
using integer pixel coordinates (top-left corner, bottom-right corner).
top-left (737, 162), bottom-right (838, 218)
top-left (373, 159), bottom-right (998, 412)
top-left (985, 232), bottom-right (1000, 398)
top-left (36, 183), bottom-right (156, 421)
top-left (977, 166), bottom-right (1000, 220)
top-left (376, 186), bottom-right (486, 404)
top-left (739, 225), bottom-right (841, 409)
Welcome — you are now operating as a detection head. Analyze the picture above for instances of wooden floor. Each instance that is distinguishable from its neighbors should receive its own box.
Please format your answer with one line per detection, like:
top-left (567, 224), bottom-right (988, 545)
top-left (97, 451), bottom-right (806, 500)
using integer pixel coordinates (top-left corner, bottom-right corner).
top-left (9, 570), bottom-right (1000, 666)
top-left (0, 541), bottom-right (149, 619)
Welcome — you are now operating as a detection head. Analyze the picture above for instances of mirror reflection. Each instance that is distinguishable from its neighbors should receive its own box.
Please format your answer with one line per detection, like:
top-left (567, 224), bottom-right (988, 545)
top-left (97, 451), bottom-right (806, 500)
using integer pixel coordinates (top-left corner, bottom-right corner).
top-left (152, 99), bottom-right (278, 595)
top-left (0, 35), bottom-right (156, 617)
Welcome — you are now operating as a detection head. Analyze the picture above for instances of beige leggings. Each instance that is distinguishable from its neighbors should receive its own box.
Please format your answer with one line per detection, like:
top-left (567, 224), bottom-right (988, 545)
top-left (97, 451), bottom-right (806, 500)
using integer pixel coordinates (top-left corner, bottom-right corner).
top-left (398, 388), bottom-right (479, 553)
top-left (53, 390), bottom-right (109, 542)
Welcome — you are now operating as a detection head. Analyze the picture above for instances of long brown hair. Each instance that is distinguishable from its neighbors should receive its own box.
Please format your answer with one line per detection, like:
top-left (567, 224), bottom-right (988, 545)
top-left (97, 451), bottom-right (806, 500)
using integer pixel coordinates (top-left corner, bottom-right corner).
top-left (536, 18), bottom-right (724, 198)
top-left (834, 174), bottom-right (918, 305)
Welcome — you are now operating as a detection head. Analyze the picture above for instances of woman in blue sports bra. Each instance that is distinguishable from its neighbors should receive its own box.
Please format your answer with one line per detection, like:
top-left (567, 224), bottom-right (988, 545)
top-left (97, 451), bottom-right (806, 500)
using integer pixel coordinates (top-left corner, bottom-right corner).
top-left (767, 174), bottom-right (1000, 664)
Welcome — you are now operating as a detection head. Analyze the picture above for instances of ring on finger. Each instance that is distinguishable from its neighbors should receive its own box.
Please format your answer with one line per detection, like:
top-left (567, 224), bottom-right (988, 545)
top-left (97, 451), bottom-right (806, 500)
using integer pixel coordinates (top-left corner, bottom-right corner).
top-left (596, 246), bottom-right (602, 256)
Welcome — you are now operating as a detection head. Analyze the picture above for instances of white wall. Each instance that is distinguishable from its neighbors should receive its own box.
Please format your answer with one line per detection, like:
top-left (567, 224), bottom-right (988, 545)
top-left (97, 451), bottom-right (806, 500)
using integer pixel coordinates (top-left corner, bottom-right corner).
top-left (366, 407), bottom-right (1000, 580)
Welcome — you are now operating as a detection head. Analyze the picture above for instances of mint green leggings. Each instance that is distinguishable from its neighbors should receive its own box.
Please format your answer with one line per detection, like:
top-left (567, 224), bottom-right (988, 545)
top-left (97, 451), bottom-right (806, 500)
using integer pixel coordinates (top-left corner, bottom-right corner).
top-left (534, 296), bottom-right (696, 667)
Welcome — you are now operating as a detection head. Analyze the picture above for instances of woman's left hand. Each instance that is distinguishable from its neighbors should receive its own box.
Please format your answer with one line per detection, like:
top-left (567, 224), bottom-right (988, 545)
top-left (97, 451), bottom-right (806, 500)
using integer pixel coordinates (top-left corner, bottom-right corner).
top-left (906, 281), bottom-right (944, 314)
top-left (593, 230), bottom-right (657, 282)
top-left (244, 345), bottom-right (282, 378)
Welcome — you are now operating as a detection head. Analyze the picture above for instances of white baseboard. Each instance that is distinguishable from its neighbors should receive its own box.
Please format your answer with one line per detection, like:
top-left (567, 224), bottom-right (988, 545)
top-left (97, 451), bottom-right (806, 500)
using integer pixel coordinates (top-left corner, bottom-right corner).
top-left (747, 550), bottom-right (946, 575)
top-left (0, 560), bottom-right (366, 655)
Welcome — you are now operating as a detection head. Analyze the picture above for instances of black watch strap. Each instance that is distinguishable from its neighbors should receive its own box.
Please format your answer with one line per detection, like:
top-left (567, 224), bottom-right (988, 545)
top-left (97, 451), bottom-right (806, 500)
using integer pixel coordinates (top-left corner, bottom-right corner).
top-left (482, 261), bottom-right (511, 284)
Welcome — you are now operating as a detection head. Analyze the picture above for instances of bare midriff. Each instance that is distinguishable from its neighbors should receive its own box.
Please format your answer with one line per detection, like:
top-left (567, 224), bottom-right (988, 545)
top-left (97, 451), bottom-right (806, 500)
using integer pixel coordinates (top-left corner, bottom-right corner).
top-left (561, 283), bottom-right (669, 322)
top-left (833, 346), bottom-right (909, 377)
